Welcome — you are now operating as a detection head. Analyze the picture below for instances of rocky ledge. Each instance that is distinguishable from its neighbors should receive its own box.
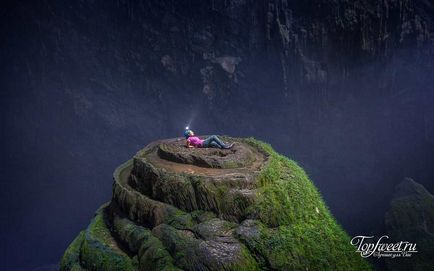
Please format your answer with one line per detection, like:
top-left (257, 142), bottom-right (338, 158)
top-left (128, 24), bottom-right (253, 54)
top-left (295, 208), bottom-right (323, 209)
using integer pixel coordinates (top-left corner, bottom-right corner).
top-left (60, 137), bottom-right (371, 271)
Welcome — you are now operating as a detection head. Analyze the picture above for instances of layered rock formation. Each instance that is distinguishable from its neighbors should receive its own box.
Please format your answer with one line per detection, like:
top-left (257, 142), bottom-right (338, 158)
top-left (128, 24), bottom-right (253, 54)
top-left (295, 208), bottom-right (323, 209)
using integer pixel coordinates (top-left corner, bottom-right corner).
top-left (385, 178), bottom-right (434, 271)
top-left (61, 137), bottom-right (371, 270)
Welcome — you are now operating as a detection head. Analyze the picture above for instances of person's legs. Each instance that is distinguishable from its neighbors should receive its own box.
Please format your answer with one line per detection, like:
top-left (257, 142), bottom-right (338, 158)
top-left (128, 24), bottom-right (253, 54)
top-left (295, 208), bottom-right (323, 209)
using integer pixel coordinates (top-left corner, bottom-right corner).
top-left (201, 136), bottom-right (213, 148)
top-left (202, 135), bottom-right (227, 148)
top-left (208, 142), bottom-right (220, 148)
top-left (209, 135), bottom-right (227, 148)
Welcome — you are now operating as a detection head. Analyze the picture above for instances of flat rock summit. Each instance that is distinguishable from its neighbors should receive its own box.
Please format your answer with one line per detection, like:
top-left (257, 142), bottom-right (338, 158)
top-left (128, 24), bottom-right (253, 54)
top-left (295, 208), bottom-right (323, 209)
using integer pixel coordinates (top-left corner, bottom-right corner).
top-left (61, 137), bottom-right (371, 271)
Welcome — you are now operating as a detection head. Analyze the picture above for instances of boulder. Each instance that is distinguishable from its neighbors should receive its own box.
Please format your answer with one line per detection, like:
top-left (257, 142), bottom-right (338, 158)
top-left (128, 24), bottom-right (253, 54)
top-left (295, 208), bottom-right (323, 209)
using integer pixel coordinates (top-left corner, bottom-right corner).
top-left (61, 137), bottom-right (371, 270)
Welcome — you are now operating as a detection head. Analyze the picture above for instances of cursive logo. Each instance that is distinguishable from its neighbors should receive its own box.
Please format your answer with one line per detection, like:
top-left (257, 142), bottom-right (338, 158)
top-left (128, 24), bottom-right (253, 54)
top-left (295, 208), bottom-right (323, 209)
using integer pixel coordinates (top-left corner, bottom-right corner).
top-left (350, 235), bottom-right (417, 258)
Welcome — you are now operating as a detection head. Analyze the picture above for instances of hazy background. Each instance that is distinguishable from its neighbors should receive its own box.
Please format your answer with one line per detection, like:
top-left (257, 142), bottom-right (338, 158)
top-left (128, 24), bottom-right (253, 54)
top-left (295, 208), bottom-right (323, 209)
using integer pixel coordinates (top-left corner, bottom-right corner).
top-left (1, 0), bottom-right (433, 270)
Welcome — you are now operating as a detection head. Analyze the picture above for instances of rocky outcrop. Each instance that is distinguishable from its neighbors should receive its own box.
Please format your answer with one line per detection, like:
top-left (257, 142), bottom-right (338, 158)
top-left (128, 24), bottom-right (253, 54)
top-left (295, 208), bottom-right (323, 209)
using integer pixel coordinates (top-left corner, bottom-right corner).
top-left (384, 178), bottom-right (434, 271)
top-left (61, 137), bottom-right (371, 270)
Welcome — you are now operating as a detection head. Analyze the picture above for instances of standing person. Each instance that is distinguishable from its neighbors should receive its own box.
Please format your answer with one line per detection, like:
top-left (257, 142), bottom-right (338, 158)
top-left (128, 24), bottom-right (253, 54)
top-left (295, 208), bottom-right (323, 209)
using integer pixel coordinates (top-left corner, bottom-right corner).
top-left (184, 129), bottom-right (234, 149)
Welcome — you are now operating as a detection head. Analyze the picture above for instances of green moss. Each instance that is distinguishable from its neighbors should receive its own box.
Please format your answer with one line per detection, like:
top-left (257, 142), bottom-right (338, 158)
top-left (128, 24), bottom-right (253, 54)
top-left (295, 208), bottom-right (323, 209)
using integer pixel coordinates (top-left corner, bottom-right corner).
top-left (112, 213), bottom-right (153, 253)
top-left (165, 209), bottom-right (195, 230)
top-left (60, 231), bottom-right (85, 271)
top-left (155, 223), bottom-right (260, 271)
top-left (188, 175), bottom-right (221, 214)
top-left (80, 209), bottom-right (137, 271)
top-left (111, 209), bottom-right (180, 270)
top-left (214, 183), bottom-right (230, 211)
top-left (219, 189), bottom-right (254, 222)
top-left (243, 137), bottom-right (282, 187)
top-left (189, 210), bottom-right (216, 223)
top-left (227, 244), bottom-right (261, 271)
top-left (261, 223), bottom-right (369, 270)
top-left (153, 224), bottom-right (200, 269)
top-left (154, 171), bottom-right (198, 212)
top-left (242, 137), bottom-right (372, 270)
top-left (238, 216), bottom-right (371, 270)
top-left (234, 220), bottom-right (269, 269)
top-left (70, 263), bottom-right (87, 271)
top-left (138, 236), bottom-right (181, 271)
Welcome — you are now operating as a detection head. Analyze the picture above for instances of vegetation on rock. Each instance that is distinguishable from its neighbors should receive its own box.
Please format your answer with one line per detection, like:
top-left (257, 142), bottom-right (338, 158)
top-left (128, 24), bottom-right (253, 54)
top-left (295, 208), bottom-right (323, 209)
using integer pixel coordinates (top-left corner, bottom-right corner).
top-left (61, 137), bottom-right (371, 270)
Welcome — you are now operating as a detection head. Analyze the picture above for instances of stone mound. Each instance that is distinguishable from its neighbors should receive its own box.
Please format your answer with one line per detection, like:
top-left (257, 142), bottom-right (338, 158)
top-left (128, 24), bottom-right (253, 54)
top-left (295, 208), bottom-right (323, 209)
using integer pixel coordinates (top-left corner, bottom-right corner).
top-left (60, 137), bottom-right (372, 271)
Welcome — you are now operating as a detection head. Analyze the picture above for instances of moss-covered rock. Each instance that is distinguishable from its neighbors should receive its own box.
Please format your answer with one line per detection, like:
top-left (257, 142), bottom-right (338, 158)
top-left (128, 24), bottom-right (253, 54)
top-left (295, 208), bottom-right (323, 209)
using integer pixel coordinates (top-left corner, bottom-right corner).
top-left (384, 178), bottom-right (434, 271)
top-left (61, 137), bottom-right (371, 270)
top-left (60, 205), bottom-right (136, 271)
top-left (60, 231), bottom-right (86, 271)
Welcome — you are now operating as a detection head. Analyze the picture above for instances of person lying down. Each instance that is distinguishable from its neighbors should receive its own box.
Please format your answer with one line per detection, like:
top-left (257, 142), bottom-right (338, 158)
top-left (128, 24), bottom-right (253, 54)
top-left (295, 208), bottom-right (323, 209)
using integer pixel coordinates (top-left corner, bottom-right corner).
top-left (183, 128), bottom-right (234, 149)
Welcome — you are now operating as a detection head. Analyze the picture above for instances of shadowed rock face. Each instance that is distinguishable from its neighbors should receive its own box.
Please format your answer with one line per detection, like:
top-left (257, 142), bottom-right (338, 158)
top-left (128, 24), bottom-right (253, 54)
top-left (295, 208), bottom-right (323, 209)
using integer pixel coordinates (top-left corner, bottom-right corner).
top-left (384, 178), bottom-right (434, 271)
top-left (60, 137), bottom-right (372, 271)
